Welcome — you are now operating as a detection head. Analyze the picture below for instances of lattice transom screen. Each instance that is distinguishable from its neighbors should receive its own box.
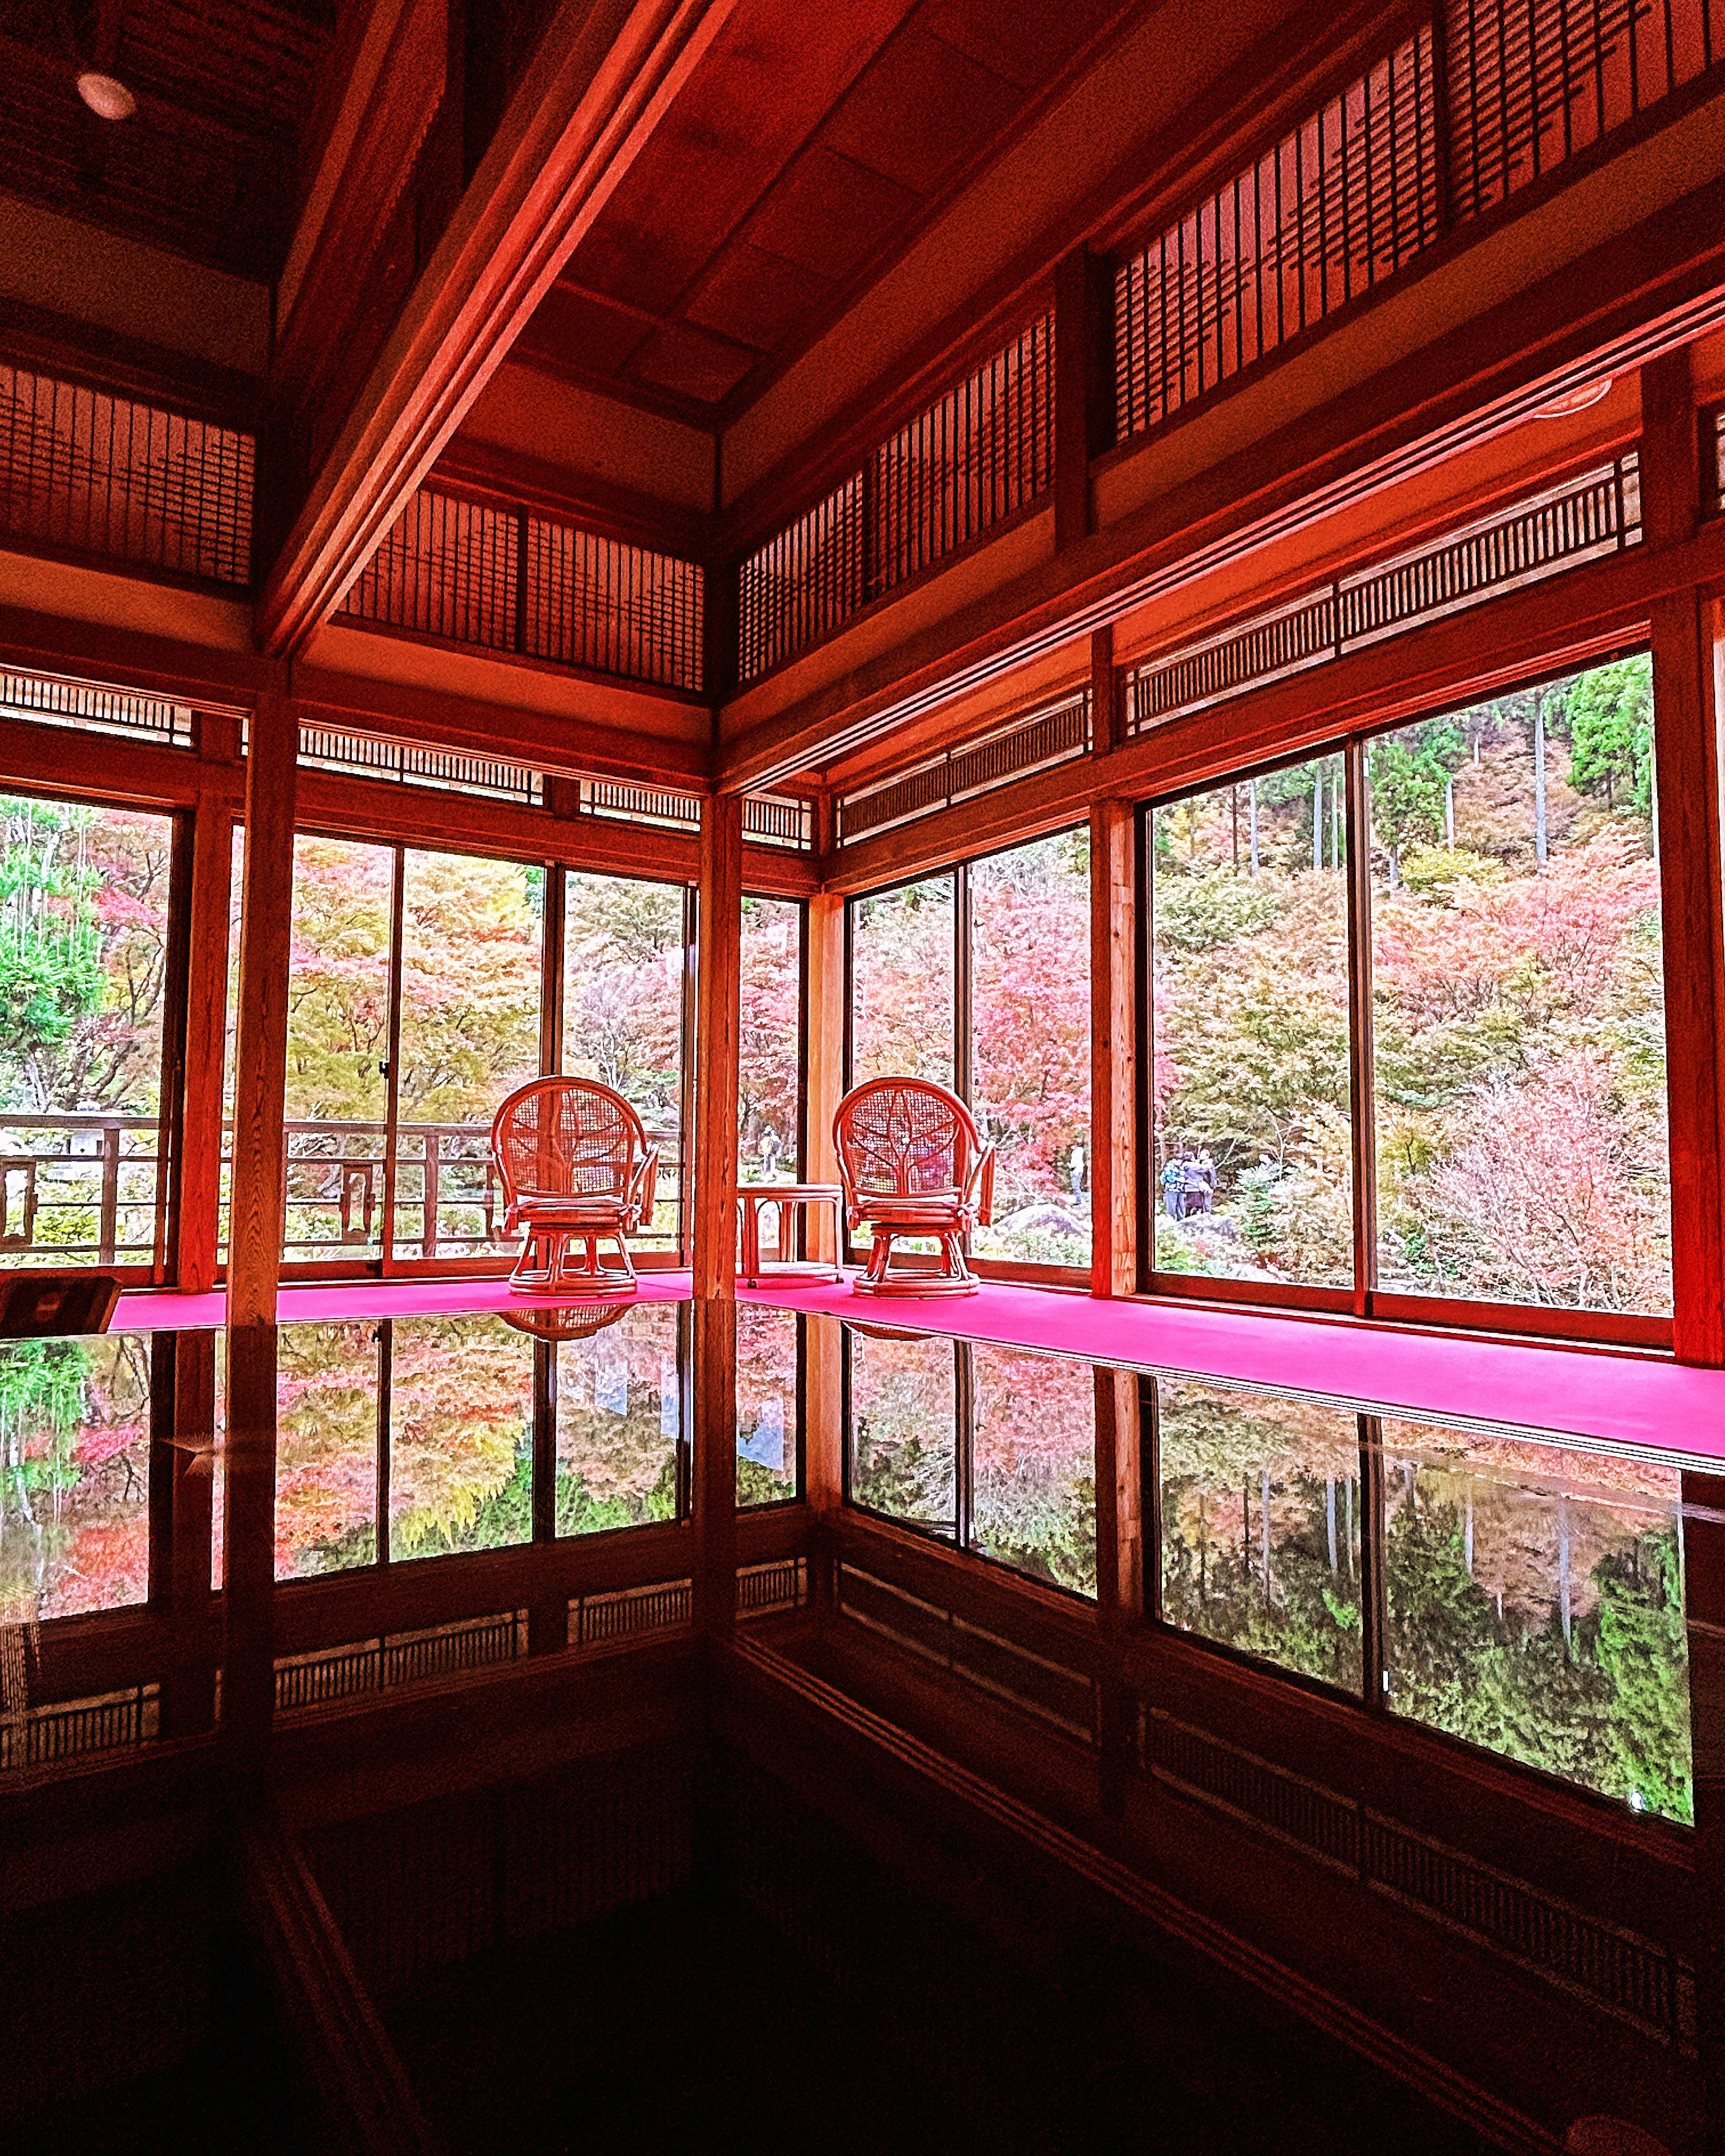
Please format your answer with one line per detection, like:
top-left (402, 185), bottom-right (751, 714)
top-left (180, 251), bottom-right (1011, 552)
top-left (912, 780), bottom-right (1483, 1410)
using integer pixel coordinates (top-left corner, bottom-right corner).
top-left (1116, 30), bottom-right (1440, 439)
top-left (0, 365), bottom-right (253, 585)
top-left (339, 486), bottom-right (705, 694)
top-left (0, 668), bottom-right (195, 749)
top-left (739, 316), bottom-right (1056, 685)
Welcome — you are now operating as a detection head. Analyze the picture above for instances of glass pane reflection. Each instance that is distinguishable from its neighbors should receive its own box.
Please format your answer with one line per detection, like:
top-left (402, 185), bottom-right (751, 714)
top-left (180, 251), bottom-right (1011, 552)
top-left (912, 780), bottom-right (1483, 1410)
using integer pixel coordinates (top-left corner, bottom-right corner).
top-left (388, 1317), bottom-right (534, 1560)
top-left (969, 1344), bottom-right (1095, 1595)
top-left (0, 1333), bottom-right (150, 1621)
top-left (1157, 1375), bottom-right (1363, 1692)
top-left (275, 1322), bottom-right (379, 1579)
top-left (555, 1302), bottom-right (682, 1535)
top-left (846, 1327), bottom-right (956, 1535)
top-left (737, 1306), bottom-right (799, 1507)
top-left (1381, 1420), bottom-right (1690, 1822)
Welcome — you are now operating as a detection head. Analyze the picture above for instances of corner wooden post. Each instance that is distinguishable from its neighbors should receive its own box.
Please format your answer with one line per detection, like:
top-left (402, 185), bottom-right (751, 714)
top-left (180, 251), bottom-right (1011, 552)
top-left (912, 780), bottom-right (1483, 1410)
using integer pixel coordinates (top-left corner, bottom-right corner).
top-left (1092, 1365), bottom-right (1144, 1810)
top-left (162, 1331), bottom-right (218, 1737)
top-left (693, 791), bottom-right (743, 1636)
top-left (1090, 792), bottom-right (1138, 1297)
top-left (176, 795), bottom-right (234, 1293)
top-left (804, 888), bottom-right (845, 1262)
top-left (224, 683), bottom-right (298, 1760)
top-left (802, 884), bottom-right (848, 1619)
top-left (1054, 246), bottom-right (1113, 555)
top-left (1643, 352), bottom-right (1725, 1364)
top-left (1683, 1469), bottom-right (1725, 2136)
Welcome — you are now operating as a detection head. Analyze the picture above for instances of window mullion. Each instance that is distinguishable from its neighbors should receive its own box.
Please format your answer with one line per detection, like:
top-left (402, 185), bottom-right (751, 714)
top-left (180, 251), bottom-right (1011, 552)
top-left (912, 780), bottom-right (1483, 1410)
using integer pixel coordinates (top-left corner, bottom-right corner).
top-left (378, 845), bottom-right (407, 1272)
top-left (1358, 1410), bottom-right (1388, 1710)
top-left (1344, 740), bottom-right (1378, 1312)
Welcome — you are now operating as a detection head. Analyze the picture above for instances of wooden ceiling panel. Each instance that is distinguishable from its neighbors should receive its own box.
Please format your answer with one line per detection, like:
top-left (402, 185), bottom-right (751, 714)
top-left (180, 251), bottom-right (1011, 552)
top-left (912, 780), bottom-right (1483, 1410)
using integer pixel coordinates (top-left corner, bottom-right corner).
top-left (627, 319), bottom-right (757, 403)
top-left (915, 0), bottom-right (1121, 89)
top-left (681, 246), bottom-right (835, 352)
top-left (814, 26), bottom-right (1022, 197)
top-left (739, 147), bottom-right (922, 278)
top-left (557, 0), bottom-right (919, 317)
top-left (512, 283), bottom-right (655, 378)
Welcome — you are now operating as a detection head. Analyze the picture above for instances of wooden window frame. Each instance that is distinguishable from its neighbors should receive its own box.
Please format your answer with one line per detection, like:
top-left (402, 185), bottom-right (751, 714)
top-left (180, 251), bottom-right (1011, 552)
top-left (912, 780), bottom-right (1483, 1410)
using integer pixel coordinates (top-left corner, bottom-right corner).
top-left (841, 826), bottom-right (1095, 1290)
top-left (1140, 640), bottom-right (1678, 1349)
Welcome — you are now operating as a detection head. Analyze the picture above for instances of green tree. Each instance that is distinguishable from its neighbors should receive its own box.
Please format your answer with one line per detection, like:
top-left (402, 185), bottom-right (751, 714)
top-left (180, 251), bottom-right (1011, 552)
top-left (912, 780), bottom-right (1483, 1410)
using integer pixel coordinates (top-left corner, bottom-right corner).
top-left (1568, 655), bottom-right (1654, 817)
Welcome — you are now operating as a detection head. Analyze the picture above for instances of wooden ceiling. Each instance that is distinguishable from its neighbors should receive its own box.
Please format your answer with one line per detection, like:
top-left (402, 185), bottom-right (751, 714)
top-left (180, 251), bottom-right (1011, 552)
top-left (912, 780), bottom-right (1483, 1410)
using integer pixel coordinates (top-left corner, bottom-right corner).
top-left (0, 0), bottom-right (334, 281)
top-left (512, 0), bottom-right (1136, 425)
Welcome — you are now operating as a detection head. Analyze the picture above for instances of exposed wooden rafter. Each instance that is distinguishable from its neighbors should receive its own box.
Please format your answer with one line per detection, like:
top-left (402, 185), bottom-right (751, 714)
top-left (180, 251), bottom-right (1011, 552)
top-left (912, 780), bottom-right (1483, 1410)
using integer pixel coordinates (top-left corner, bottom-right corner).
top-left (256, 0), bottom-right (740, 657)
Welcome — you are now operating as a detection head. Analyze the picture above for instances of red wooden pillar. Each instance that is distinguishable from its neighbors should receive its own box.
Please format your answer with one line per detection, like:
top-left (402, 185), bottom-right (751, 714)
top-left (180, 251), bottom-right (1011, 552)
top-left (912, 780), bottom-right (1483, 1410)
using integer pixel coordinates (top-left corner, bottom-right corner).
top-left (1092, 1365), bottom-right (1144, 1812)
top-left (1053, 246), bottom-right (1113, 555)
top-left (1090, 786), bottom-right (1138, 1299)
top-left (223, 682), bottom-right (297, 1761)
top-left (692, 791), bottom-right (742, 1637)
top-left (1643, 352), bottom-right (1725, 1365)
top-left (176, 767), bottom-right (235, 1294)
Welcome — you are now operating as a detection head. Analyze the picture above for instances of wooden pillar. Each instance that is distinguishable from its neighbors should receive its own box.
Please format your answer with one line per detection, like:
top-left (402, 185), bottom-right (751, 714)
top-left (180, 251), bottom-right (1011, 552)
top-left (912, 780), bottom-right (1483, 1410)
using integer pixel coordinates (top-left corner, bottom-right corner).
top-left (1053, 246), bottom-right (1113, 555)
top-left (176, 794), bottom-right (234, 1293)
top-left (1090, 791), bottom-right (1139, 1297)
top-left (805, 888), bottom-right (845, 1264)
top-left (224, 682), bottom-right (297, 1759)
top-left (1643, 352), bottom-right (1725, 1365)
top-left (692, 791), bottom-right (742, 1636)
top-left (1093, 1365), bottom-right (1144, 1811)
top-left (162, 1331), bottom-right (217, 1736)
top-left (1683, 1470), bottom-right (1725, 2143)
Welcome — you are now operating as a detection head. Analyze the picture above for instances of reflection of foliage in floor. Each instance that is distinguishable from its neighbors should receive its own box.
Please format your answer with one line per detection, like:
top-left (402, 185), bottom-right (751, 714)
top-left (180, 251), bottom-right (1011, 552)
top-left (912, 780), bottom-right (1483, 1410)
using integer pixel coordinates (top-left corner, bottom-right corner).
top-left (1386, 1504), bottom-right (1690, 1822)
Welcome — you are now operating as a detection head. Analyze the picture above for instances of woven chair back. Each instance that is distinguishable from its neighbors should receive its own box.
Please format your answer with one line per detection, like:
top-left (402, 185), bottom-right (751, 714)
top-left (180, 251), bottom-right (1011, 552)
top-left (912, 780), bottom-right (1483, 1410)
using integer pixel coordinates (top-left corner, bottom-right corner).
top-left (493, 1079), bottom-right (645, 1206)
top-left (836, 1078), bottom-right (978, 1198)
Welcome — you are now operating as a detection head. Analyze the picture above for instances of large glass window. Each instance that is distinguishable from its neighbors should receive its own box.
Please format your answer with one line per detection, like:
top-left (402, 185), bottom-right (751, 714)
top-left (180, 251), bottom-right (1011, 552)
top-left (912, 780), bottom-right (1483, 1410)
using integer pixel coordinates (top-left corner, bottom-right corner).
top-left (0, 794), bottom-right (175, 1271)
top-left (739, 896), bottom-right (802, 1184)
top-left (282, 836), bottom-right (393, 1261)
top-left (970, 835), bottom-right (1092, 1265)
top-left (234, 839), bottom-right (694, 1271)
top-left (0, 1332), bottom-right (152, 1621)
top-left (387, 1316), bottom-right (535, 1560)
top-left (555, 1301), bottom-right (684, 1535)
top-left (274, 1322), bottom-right (381, 1579)
top-left (850, 876), bottom-right (956, 1088)
top-left (845, 1326), bottom-right (1096, 1598)
top-left (736, 1305), bottom-right (801, 1506)
top-left (1369, 659), bottom-right (1670, 1314)
top-left (847, 837), bottom-right (1093, 1270)
top-left (1381, 1418), bottom-right (1689, 1822)
top-left (394, 850), bottom-right (544, 1260)
top-left (969, 1344), bottom-right (1095, 1594)
top-left (846, 1325), bottom-right (958, 1534)
top-left (1145, 654), bottom-right (1673, 1329)
top-left (562, 871), bottom-right (687, 1246)
top-left (1156, 1375), bottom-right (1363, 1692)
top-left (1150, 755), bottom-right (1353, 1287)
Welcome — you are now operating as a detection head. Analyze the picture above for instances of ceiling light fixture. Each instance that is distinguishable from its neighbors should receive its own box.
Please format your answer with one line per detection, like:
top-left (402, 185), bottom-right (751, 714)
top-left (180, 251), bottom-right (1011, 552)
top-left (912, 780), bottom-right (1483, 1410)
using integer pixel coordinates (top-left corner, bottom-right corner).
top-left (75, 71), bottom-right (136, 120)
top-left (1531, 379), bottom-right (1614, 419)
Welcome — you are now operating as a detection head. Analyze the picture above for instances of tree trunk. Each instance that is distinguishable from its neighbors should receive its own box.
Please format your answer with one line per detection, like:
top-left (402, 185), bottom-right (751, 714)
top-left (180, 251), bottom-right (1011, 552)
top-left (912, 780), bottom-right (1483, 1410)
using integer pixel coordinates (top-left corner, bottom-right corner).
top-left (1313, 771), bottom-right (1322, 870)
top-left (1533, 689), bottom-right (1548, 866)
top-left (1247, 780), bottom-right (1259, 877)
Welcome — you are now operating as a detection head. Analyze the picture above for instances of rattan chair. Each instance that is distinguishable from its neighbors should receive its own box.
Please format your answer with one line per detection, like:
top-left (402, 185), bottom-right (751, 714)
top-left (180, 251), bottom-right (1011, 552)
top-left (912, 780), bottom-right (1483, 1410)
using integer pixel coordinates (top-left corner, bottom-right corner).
top-left (832, 1077), bottom-right (995, 1297)
top-left (490, 1078), bottom-right (660, 1293)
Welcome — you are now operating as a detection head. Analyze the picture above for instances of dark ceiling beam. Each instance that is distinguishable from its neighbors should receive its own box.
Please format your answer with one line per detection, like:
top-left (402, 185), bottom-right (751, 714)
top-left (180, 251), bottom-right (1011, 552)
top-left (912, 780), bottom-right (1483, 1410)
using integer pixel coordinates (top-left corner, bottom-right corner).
top-left (256, 0), bottom-right (740, 657)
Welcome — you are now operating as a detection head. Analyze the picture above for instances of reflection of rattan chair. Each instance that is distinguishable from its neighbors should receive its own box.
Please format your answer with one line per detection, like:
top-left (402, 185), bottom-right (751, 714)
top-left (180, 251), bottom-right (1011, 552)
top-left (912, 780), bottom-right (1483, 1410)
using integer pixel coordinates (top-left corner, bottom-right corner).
top-left (491, 1078), bottom-right (659, 1294)
top-left (499, 1301), bottom-right (630, 1342)
top-left (833, 1078), bottom-right (995, 1297)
